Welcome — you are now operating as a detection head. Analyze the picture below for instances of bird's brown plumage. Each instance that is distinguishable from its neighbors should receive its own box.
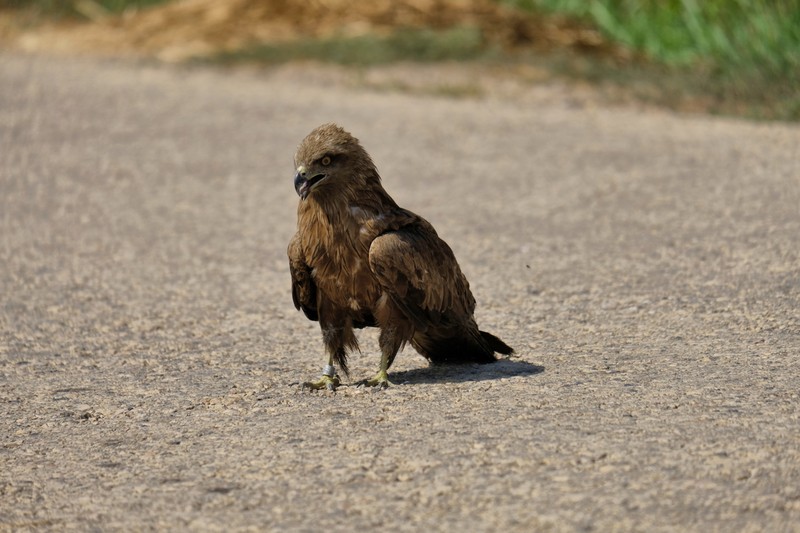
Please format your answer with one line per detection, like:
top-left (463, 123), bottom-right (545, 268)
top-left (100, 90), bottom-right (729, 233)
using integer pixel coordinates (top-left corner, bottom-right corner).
top-left (288, 123), bottom-right (512, 385)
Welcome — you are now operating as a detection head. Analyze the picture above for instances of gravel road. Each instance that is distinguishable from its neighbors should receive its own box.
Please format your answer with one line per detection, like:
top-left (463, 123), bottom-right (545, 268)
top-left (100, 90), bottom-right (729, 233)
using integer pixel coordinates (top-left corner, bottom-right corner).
top-left (1, 54), bottom-right (799, 531)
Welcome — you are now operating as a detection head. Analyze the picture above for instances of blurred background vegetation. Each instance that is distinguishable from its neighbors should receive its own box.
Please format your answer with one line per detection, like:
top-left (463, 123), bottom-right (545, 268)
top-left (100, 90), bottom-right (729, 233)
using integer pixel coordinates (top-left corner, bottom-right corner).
top-left (2, 0), bottom-right (798, 120)
top-left (507, 0), bottom-right (800, 120)
top-left (0, 0), bottom-right (166, 17)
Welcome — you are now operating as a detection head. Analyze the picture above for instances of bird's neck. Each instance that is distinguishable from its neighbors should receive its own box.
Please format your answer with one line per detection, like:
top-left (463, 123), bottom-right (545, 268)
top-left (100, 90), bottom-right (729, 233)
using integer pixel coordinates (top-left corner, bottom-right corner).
top-left (301, 173), bottom-right (397, 216)
top-left (297, 174), bottom-right (402, 253)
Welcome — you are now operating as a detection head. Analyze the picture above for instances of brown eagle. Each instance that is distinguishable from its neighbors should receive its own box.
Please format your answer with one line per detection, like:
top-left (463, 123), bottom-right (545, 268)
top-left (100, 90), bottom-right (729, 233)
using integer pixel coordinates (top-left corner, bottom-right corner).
top-left (288, 124), bottom-right (513, 390)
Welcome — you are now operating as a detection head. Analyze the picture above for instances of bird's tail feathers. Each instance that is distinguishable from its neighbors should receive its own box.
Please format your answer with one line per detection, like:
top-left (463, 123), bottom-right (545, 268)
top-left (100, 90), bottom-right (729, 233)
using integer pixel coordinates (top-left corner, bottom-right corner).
top-left (480, 330), bottom-right (514, 356)
top-left (413, 328), bottom-right (513, 365)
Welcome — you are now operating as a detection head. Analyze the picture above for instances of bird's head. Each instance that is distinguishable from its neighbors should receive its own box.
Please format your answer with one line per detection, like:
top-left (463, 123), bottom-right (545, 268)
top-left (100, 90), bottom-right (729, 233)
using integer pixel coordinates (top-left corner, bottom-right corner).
top-left (293, 123), bottom-right (377, 201)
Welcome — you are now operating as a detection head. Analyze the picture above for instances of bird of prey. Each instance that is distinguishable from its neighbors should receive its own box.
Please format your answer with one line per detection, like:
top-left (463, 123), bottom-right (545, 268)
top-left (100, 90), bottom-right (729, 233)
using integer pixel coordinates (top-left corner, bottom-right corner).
top-left (288, 124), bottom-right (513, 390)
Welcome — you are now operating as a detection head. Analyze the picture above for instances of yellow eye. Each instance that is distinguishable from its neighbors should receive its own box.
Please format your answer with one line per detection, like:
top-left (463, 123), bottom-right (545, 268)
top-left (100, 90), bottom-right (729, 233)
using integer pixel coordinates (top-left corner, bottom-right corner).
top-left (321, 156), bottom-right (332, 166)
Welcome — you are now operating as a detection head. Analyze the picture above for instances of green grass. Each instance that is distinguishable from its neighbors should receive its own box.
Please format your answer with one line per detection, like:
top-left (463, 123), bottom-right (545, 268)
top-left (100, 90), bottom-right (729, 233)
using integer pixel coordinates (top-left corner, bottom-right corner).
top-left (503, 0), bottom-right (800, 119)
top-left (210, 26), bottom-right (490, 67)
top-left (509, 0), bottom-right (800, 71)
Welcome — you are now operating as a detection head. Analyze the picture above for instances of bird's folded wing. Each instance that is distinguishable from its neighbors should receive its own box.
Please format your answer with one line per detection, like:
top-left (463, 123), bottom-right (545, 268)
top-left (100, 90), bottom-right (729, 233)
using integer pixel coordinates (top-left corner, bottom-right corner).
top-left (368, 227), bottom-right (475, 330)
top-left (288, 233), bottom-right (318, 321)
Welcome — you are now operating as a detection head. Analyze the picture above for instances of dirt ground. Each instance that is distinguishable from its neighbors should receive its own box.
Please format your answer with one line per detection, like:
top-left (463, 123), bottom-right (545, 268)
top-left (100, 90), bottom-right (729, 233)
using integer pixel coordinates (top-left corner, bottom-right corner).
top-left (1, 53), bottom-right (799, 531)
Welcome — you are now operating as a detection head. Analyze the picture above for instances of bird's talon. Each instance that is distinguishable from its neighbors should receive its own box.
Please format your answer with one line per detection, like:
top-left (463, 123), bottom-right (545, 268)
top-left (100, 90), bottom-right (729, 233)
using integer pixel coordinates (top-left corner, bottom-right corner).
top-left (360, 371), bottom-right (393, 389)
top-left (302, 374), bottom-right (340, 391)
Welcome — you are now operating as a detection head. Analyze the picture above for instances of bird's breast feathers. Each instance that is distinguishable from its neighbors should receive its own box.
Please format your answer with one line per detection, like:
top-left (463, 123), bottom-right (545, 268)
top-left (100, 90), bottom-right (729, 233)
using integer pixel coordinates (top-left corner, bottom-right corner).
top-left (298, 202), bottom-right (383, 312)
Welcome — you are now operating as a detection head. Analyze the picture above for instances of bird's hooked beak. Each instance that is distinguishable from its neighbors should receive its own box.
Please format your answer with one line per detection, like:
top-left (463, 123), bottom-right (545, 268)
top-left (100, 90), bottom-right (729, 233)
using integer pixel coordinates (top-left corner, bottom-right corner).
top-left (294, 165), bottom-right (327, 200)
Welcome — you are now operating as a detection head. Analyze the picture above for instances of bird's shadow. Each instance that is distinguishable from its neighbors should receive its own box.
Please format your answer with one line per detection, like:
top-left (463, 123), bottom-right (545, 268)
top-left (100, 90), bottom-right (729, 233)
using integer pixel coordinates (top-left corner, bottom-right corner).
top-left (391, 358), bottom-right (544, 385)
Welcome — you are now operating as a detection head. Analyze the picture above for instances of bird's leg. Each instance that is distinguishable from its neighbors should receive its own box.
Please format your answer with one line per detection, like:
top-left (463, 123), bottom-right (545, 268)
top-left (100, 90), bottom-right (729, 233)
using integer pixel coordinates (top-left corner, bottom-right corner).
top-left (303, 325), bottom-right (350, 391)
top-left (363, 357), bottom-right (392, 389)
top-left (301, 355), bottom-right (340, 391)
top-left (362, 326), bottom-right (401, 388)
